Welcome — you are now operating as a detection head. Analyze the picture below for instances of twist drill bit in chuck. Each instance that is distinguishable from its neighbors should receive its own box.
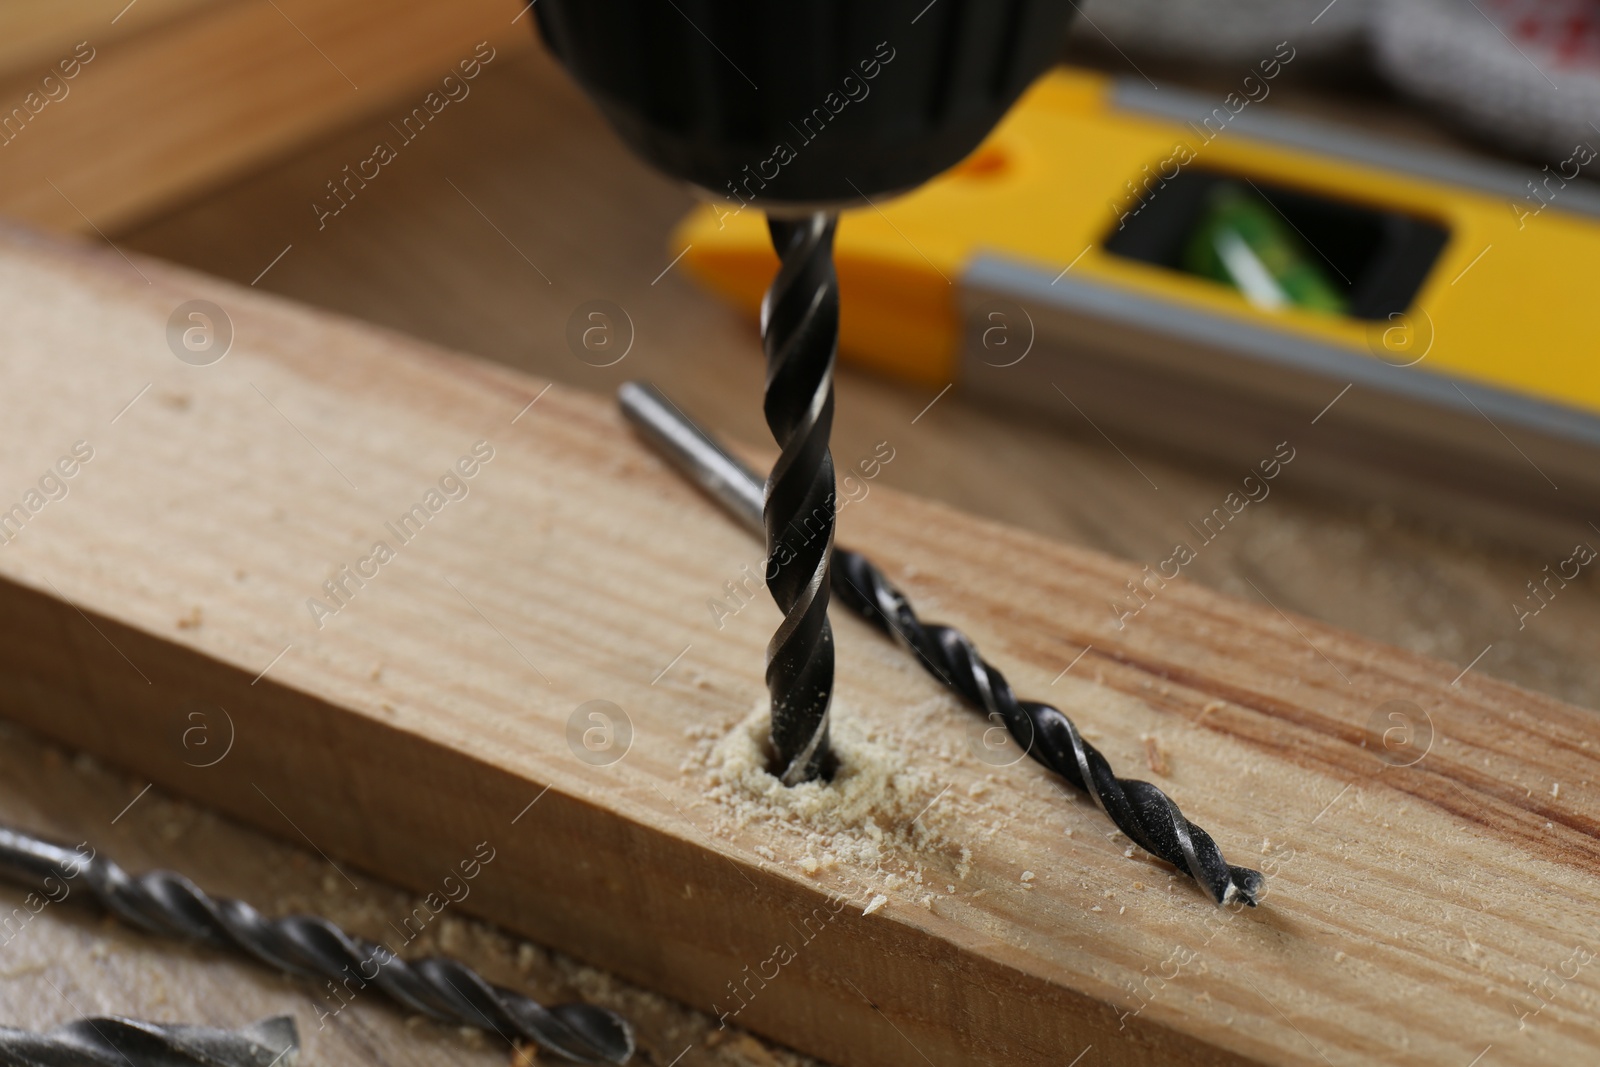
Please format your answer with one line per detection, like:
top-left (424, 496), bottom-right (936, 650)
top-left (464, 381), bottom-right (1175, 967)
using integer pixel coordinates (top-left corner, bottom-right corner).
top-left (532, 0), bottom-right (1078, 784)
top-left (760, 213), bottom-right (841, 785)
top-left (0, 826), bottom-right (634, 1065)
top-left (618, 382), bottom-right (1265, 907)
top-left (0, 1015), bottom-right (297, 1067)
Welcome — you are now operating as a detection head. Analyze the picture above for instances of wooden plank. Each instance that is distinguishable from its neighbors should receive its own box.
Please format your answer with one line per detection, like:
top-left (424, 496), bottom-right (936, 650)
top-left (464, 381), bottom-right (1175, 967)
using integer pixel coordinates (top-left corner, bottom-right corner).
top-left (0, 0), bottom-right (532, 232)
top-left (0, 0), bottom-right (218, 78)
top-left (0, 223), bottom-right (1597, 1067)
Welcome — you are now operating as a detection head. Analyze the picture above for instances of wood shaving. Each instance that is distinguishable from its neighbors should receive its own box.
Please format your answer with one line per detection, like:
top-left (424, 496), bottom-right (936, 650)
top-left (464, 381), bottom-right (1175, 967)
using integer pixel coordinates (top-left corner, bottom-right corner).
top-left (1143, 735), bottom-right (1169, 777)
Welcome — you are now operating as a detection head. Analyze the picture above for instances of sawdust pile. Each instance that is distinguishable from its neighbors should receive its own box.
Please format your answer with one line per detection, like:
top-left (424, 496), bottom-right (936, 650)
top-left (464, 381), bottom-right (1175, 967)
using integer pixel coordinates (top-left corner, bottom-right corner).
top-left (683, 706), bottom-right (975, 906)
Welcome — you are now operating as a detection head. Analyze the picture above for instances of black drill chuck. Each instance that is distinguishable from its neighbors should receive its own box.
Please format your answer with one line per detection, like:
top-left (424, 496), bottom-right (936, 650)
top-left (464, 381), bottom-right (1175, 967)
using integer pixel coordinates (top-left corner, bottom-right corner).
top-left (532, 0), bottom-right (1075, 205)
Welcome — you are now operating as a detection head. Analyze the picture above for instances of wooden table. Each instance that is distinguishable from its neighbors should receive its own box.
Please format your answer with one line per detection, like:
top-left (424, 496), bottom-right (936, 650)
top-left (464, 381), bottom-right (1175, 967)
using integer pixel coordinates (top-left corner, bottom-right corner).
top-left (1, 14), bottom-right (1596, 1067)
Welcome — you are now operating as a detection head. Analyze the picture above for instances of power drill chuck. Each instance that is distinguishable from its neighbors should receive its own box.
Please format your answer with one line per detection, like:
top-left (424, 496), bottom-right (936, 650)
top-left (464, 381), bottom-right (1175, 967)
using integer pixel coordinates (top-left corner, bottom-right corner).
top-left (532, 0), bottom-right (1075, 205)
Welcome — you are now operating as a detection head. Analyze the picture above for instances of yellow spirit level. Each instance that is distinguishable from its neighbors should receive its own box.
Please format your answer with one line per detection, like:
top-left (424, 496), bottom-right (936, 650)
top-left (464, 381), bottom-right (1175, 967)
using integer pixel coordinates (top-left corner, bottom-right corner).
top-left (676, 67), bottom-right (1600, 547)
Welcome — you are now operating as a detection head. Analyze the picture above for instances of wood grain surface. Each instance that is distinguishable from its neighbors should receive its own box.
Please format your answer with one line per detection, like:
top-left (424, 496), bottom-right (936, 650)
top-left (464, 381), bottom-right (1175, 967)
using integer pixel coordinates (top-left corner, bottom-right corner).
top-left (0, 224), bottom-right (1596, 1067)
top-left (0, 0), bottom-right (217, 77)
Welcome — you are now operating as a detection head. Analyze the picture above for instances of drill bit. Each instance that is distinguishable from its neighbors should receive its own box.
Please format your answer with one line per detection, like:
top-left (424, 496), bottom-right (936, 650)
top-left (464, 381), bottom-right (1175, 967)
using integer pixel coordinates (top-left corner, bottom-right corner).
top-left (618, 382), bottom-right (1265, 907)
top-left (828, 552), bottom-right (1264, 906)
top-left (0, 826), bottom-right (634, 1064)
top-left (0, 1016), bottom-right (296, 1067)
top-left (760, 213), bottom-right (841, 785)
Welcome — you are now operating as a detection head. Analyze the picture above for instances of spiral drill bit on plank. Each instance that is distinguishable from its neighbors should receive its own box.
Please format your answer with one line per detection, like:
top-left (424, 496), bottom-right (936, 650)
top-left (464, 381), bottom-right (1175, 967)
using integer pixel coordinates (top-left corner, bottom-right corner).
top-left (828, 553), bottom-right (1264, 906)
top-left (0, 1015), bottom-right (297, 1067)
top-left (619, 382), bottom-right (1265, 907)
top-left (760, 213), bottom-right (841, 785)
top-left (0, 826), bottom-right (634, 1065)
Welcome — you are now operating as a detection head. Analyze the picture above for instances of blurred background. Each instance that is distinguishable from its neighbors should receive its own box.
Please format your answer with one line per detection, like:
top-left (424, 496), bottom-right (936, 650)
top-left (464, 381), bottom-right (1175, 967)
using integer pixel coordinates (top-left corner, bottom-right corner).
top-left (3, 1), bottom-right (1598, 1062)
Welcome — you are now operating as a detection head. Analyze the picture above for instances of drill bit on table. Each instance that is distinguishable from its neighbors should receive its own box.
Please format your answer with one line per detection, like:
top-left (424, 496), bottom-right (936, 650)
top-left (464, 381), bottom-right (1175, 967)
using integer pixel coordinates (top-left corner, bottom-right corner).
top-left (0, 1014), bottom-right (295, 1067)
top-left (760, 213), bottom-right (841, 786)
top-left (619, 381), bottom-right (1265, 907)
top-left (0, 826), bottom-right (634, 1064)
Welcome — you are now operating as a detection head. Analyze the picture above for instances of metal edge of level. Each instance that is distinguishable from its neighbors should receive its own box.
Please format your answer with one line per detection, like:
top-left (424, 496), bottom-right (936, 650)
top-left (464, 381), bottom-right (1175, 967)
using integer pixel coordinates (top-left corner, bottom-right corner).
top-left (1109, 79), bottom-right (1600, 221)
top-left (961, 252), bottom-right (1600, 452)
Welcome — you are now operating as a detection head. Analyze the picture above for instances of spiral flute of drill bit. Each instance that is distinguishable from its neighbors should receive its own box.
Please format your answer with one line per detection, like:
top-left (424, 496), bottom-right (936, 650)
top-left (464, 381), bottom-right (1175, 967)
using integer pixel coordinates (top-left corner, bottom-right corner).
top-left (0, 827), bottom-right (633, 1065)
top-left (830, 550), bottom-right (1263, 906)
top-left (0, 1015), bottom-right (297, 1067)
top-left (760, 213), bottom-right (841, 785)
